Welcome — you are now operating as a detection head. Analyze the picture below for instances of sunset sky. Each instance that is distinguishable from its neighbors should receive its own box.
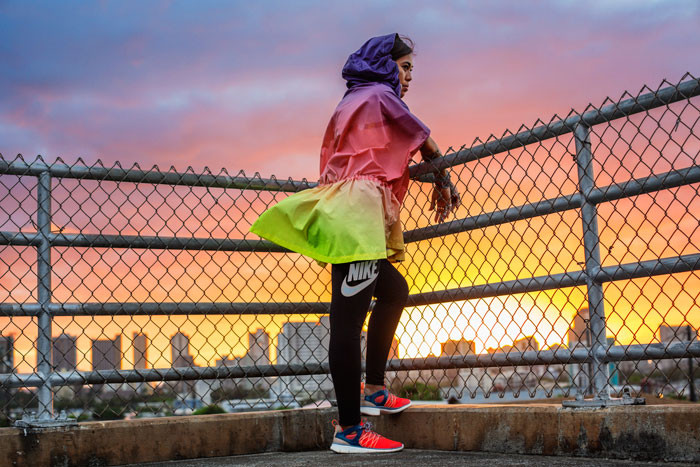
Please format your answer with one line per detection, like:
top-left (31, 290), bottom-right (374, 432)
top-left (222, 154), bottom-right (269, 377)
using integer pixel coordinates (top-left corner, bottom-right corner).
top-left (1, 1), bottom-right (699, 372)
top-left (1, 0), bottom-right (699, 178)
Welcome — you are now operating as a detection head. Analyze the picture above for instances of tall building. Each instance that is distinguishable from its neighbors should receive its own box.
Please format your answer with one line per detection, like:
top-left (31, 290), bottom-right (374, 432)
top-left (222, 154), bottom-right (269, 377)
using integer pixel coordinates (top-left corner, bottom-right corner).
top-left (92, 336), bottom-right (122, 371)
top-left (274, 317), bottom-right (333, 399)
top-left (567, 308), bottom-right (591, 395)
top-left (568, 308), bottom-right (590, 348)
top-left (248, 328), bottom-right (270, 364)
top-left (277, 318), bottom-right (329, 366)
top-left (53, 333), bottom-right (77, 371)
top-left (133, 332), bottom-right (148, 370)
top-left (171, 332), bottom-right (195, 368)
top-left (0, 335), bottom-right (14, 406)
top-left (0, 335), bottom-right (14, 373)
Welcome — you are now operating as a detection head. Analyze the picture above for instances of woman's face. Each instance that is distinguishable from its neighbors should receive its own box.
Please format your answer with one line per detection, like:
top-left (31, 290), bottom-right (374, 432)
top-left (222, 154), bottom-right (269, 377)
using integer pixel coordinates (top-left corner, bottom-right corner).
top-left (395, 53), bottom-right (413, 98)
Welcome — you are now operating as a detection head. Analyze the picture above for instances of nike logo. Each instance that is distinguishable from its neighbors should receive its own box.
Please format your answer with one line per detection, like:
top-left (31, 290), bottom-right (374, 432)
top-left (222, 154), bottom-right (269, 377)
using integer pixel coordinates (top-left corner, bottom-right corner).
top-left (341, 260), bottom-right (379, 297)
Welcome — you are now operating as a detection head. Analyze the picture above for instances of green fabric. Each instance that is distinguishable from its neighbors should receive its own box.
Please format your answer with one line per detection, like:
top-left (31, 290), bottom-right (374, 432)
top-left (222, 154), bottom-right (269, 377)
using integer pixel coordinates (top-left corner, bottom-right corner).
top-left (250, 179), bottom-right (388, 264)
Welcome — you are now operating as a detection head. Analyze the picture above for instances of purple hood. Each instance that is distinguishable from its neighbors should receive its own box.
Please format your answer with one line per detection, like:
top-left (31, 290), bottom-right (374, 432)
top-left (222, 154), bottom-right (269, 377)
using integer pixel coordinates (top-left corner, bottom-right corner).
top-left (342, 33), bottom-right (401, 98)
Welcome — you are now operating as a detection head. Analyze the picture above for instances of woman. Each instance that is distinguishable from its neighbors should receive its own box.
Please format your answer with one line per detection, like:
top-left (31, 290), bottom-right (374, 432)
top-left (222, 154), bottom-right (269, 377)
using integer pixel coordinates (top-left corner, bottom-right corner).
top-left (251, 33), bottom-right (458, 453)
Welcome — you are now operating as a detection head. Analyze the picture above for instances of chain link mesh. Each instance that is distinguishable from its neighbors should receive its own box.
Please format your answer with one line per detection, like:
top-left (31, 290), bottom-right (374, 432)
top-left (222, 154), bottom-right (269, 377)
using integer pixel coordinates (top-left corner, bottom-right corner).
top-left (0, 74), bottom-right (698, 424)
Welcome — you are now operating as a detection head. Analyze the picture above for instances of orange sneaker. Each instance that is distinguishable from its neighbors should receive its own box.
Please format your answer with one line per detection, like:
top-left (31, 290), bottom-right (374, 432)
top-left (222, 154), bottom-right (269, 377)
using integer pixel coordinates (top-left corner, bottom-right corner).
top-left (361, 387), bottom-right (412, 416)
top-left (330, 420), bottom-right (403, 454)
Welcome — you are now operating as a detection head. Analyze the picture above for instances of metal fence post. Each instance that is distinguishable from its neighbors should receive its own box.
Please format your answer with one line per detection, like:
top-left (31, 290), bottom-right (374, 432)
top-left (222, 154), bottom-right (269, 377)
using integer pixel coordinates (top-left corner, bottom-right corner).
top-left (573, 124), bottom-right (611, 401)
top-left (35, 170), bottom-right (53, 419)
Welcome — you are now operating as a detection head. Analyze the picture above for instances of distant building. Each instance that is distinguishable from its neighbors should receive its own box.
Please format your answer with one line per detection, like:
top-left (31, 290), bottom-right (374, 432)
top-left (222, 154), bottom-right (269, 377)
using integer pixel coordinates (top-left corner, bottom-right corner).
top-left (248, 328), bottom-right (270, 364)
top-left (659, 324), bottom-right (698, 343)
top-left (441, 338), bottom-right (476, 358)
top-left (53, 333), bottom-right (77, 371)
top-left (0, 335), bottom-right (14, 373)
top-left (655, 324), bottom-right (700, 373)
top-left (512, 336), bottom-right (540, 353)
top-left (568, 308), bottom-right (590, 348)
top-left (277, 318), bottom-right (328, 366)
top-left (0, 335), bottom-right (15, 404)
top-left (171, 332), bottom-right (195, 368)
top-left (215, 328), bottom-right (272, 369)
top-left (273, 317), bottom-right (333, 399)
top-left (212, 328), bottom-right (274, 400)
top-left (92, 336), bottom-right (122, 371)
top-left (568, 308), bottom-right (591, 395)
top-left (133, 332), bottom-right (148, 370)
top-left (440, 338), bottom-right (478, 391)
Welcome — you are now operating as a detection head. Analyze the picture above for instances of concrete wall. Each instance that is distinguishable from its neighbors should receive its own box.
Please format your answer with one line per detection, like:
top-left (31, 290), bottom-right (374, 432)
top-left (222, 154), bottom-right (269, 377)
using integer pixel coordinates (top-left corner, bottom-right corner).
top-left (1, 404), bottom-right (698, 466)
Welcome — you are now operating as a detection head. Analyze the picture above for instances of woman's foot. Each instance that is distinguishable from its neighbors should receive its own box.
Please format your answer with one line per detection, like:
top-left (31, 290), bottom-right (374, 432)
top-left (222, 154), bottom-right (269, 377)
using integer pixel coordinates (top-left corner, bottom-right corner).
top-left (330, 420), bottom-right (403, 453)
top-left (361, 387), bottom-right (412, 416)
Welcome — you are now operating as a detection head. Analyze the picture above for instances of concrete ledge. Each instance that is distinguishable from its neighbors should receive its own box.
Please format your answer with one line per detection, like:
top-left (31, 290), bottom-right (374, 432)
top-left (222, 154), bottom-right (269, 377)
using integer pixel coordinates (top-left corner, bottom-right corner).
top-left (1, 409), bottom-right (336, 467)
top-left (373, 404), bottom-right (700, 463)
top-left (1, 404), bottom-right (698, 466)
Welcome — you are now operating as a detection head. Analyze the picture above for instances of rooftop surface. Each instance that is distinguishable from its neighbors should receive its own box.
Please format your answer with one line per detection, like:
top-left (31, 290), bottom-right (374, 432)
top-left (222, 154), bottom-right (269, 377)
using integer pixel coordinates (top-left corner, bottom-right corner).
top-left (126, 449), bottom-right (696, 467)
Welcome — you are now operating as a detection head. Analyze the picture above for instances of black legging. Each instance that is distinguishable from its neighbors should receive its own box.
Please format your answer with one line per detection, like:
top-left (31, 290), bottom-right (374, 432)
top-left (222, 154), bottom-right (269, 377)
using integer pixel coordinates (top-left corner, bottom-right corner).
top-left (328, 259), bottom-right (408, 426)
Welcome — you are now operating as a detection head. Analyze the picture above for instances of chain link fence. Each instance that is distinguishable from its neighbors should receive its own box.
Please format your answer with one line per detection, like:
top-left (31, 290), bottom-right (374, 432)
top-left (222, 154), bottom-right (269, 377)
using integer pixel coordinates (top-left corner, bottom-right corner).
top-left (0, 74), bottom-right (698, 424)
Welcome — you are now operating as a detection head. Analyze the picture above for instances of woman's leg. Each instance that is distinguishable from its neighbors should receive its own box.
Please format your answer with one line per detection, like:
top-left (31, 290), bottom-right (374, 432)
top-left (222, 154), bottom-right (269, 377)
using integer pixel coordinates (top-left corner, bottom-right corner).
top-left (365, 260), bottom-right (408, 387)
top-left (329, 259), bottom-right (379, 427)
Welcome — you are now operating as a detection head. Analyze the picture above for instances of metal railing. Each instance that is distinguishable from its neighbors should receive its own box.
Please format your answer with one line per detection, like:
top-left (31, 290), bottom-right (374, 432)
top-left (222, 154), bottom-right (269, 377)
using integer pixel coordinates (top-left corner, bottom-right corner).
top-left (0, 74), bottom-right (698, 424)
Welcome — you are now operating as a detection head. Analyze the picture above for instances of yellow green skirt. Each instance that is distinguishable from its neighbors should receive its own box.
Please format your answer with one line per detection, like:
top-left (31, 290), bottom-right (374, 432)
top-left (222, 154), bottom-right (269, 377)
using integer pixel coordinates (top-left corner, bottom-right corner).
top-left (249, 177), bottom-right (404, 264)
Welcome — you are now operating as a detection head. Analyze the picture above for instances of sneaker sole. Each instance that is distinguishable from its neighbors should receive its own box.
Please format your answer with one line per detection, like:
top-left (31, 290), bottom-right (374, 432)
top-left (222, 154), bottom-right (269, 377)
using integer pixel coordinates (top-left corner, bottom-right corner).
top-left (330, 443), bottom-right (404, 454)
top-left (360, 401), bottom-right (412, 416)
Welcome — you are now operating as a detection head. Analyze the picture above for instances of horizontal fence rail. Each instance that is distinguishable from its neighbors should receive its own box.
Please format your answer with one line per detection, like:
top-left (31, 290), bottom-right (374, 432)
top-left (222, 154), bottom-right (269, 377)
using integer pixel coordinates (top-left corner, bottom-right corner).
top-left (0, 74), bottom-right (698, 423)
top-left (0, 160), bottom-right (316, 192)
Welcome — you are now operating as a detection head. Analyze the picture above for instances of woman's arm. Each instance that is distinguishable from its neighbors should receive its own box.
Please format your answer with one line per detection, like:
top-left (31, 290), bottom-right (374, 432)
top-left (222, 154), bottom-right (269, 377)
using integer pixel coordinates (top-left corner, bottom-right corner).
top-left (419, 136), bottom-right (448, 180)
top-left (419, 136), bottom-right (460, 223)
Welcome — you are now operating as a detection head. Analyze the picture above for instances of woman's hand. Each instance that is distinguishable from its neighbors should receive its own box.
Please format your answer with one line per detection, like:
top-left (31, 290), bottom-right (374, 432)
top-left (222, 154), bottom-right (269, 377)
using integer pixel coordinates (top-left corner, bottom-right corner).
top-left (429, 182), bottom-right (460, 223)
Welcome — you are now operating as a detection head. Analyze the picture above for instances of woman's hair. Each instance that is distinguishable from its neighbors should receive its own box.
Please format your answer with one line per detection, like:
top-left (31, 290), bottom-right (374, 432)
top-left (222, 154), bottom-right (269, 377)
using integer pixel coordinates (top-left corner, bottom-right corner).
top-left (390, 34), bottom-right (414, 60)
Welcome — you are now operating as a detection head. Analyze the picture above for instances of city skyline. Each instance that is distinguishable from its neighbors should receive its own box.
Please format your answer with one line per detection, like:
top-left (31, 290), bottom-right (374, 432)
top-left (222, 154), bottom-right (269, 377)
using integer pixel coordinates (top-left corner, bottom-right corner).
top-left (1, 317), bottom-right (697, 375)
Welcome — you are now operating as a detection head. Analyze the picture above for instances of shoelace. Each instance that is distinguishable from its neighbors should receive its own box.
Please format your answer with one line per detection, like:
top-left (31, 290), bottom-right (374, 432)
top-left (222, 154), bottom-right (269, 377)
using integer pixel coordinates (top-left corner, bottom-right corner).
top-left (359, 422), bottom-right (382, 448)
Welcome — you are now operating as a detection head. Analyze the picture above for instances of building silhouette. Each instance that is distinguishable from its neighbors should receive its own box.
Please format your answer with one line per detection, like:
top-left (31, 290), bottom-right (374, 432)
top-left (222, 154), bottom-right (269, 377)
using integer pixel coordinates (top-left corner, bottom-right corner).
top-left (213, 329), bottom-right (273, 400)
top-left (53, 333), bottom-right (77, 371)
top-left (655, 324), bottom-right (699, 373)
top-left (248, 328), bottom-right (270, 364)
top-left (512, 336), bottom-right (540, 353)
top-left (273, 317), bottom-right (333, 399)
top-left (133, 332), bottom-right (148, 370)
top-left (568, 308), bottom-right (590, 348)
top-left (0, 335), bottom-right (14, 406)
top-left (171, 332), bottom-right (195, 368)
top-left (441, 338), bottom-right (479, 394)
top-left (215, 329), bottom-right (271, 369)
top-left (659, 324), bottom-right (699, 343)
top-left (568, 308), bottom-right (591, 395)
top-left (442, 338), bottom-right (476, 358)
top-left (0, 335), bottom-right (14, 373)
top-left (92, 336), bottom-right (122, 371)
